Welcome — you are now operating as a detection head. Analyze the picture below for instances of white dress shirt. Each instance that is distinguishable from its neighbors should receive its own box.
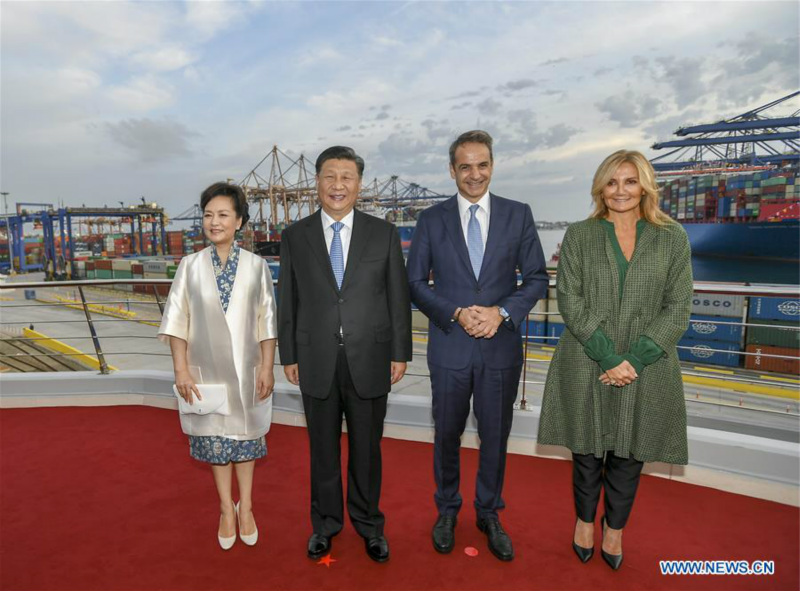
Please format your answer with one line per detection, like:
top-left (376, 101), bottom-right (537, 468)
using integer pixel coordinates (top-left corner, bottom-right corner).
top-left (321, 208), bottom-right (354, 270)
top-left (457, 191), bottom-right (490, 250)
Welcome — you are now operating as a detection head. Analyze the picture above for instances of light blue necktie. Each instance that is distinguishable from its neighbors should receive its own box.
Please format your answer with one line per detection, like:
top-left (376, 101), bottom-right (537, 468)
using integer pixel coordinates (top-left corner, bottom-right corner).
top-left (330, 221), bottom-right (344, 289)
top-left (467, 204), bottom-right (483, 279)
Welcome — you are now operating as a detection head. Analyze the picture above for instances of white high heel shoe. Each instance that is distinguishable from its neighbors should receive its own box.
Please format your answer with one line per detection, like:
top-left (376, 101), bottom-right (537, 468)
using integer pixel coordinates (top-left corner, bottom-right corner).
top-left (218, 503), bottom-right (236, 550)
top-left (235, 502), bottom-right (259, 546)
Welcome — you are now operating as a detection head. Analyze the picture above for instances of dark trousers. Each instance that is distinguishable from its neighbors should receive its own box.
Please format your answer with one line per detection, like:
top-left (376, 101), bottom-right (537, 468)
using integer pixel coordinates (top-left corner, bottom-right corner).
top-left (430, 345), bottom-right (521, 519)
top-left (572, 451), bottom-right (644, 530)
top-left (302, 347), bottom-right (387, 539)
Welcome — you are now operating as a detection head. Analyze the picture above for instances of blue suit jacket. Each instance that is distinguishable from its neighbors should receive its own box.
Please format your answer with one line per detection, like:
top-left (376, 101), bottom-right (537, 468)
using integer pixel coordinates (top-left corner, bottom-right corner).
top-left (407, 194), bottom-right (549, 370)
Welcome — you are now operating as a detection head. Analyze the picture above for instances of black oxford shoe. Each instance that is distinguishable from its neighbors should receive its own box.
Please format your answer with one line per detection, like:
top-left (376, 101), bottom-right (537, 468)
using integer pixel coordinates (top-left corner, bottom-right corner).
top-left (432, 515), bottom-right (457, 553)
top-left (364, 535), bottom-right (390, 563)
top-left (476, 517), bottom-right (514, 561)
top-left (307, 533), bottom-right (332, 560)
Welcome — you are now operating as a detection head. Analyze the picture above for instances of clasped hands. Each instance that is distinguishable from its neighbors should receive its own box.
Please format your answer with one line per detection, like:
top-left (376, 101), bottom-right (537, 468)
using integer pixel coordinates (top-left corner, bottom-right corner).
top-left (598, 360), bottom-right (638, 388)
top-left (458, 305), bottom-right (504, 339)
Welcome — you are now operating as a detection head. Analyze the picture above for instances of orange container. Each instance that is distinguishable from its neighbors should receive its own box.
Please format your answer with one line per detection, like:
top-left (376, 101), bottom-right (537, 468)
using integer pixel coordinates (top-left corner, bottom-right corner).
top-left (744, 344), bottom-right (800, 375)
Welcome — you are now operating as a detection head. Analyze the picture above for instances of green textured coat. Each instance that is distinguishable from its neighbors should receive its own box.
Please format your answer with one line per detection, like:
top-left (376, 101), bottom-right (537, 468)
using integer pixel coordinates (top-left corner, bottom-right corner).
top-left (537, 218), bottom-right (693, 464)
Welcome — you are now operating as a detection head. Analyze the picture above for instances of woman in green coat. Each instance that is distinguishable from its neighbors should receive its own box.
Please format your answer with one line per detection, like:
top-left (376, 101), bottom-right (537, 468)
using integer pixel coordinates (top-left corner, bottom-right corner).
top-left (538, 150), bottom-right (692, 570)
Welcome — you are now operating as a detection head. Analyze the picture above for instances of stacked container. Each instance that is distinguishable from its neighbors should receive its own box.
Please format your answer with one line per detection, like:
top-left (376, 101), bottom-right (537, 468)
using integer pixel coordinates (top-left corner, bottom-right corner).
top-left (545, 287), bottom-right (564, 343)
top-left (658, 171), bottom-right (799, 223)
top-left (677, 292), bottom-right (745, 367)
top-left (744, 296), bottom-right (800, 375)
top-left (524, 299), bottom-right (548, 344)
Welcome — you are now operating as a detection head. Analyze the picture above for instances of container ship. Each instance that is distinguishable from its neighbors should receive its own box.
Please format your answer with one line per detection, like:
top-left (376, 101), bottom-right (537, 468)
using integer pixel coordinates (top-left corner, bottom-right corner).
top-left (651, 91), bottom-right (800, 262)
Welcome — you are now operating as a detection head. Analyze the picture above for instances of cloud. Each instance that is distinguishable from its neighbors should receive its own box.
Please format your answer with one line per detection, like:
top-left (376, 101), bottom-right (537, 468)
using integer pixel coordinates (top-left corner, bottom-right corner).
top-left (497, 78), bottom-right (539, 92)
top-left (185, 1), bottom-right (249, 38)
top-left (130, 46), bottom-right (195, 72)
top-left (542, 123), bottom-right (581, 148)
top-left (103, 118), bottom-right (198, 162)
top-left (654, 56), bottom-right (706, 109)
top-left (595, 91), bottom-right (663, 128)
top-left (477, 97), bottom-right (502, 115)
top-left (539, 57), bottom-right (569, 66)
top-left (713, 34), bottom-right (799, 107)
top-left (594, 67), bottom-right (612, 76)
top-left (445, 89), bottom-right (486, 100)
top-left (297, 46), bottom-right (343, 68)
top-left (450, 101), bottom-right (472, 110)
top-left (107, 75), bottom-right (175, 111)
top-left (375, 111), bottom-right (390, 121)
top-left (336, 125), bottom-right (352, 132)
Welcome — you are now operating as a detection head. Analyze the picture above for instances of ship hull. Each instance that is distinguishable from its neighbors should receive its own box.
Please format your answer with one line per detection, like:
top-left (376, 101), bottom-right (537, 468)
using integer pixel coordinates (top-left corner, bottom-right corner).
top-left (683, 220), bottom-right (800, 261)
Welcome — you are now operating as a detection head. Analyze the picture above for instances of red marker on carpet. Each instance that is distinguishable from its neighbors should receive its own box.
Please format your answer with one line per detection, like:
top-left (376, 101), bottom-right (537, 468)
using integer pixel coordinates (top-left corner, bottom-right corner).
top-left (317, 555), bottom-right (337, 567)
top-left (464, 547), bottom-right (479, 557)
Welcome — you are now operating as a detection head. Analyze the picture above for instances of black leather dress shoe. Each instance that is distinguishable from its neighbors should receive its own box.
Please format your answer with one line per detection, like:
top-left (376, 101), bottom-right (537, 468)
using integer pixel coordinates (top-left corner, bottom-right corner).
top-left (476, 517), bottom-right (514, 561)
top-left (364, 535), bottom-right (390, 563)
top-left (432, 515), bottom-right (457, 554)
top-left (307, 533), bottom-right (332, 560)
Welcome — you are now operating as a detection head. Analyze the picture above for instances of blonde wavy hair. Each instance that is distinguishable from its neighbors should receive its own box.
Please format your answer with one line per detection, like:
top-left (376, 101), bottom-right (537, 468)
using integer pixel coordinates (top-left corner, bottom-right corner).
top-left (589, 150), bottom-right (674, 226)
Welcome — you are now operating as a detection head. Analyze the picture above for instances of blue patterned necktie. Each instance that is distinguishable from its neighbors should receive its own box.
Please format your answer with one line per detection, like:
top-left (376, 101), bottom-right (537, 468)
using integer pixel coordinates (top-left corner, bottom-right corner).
top-left (467, 204), bottom-right (483, 279)
top-left (330, 221), bottom-right (345, 289)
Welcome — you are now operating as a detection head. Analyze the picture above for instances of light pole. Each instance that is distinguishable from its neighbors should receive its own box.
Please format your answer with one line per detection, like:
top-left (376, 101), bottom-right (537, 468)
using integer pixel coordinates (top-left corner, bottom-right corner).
top-left (0, 192), bottom-right (12, 274)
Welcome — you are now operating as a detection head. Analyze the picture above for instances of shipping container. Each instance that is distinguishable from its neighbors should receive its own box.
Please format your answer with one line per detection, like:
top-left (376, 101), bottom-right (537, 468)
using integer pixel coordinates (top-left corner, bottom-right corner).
top-left (748, 296), bottom-right (800, 322)
top-left (677, 338), bottom-right (741, 367)
top-left (745, 318), bottom-right (800, 349)
top-left (524, 320), bottom-right (547, 344)
top-left (744, 344), bottom-right (800, 375)
top-left (684, 314), bottom-right (743, 344)
top-left (691, 292), bottom-right (745, 318)
top-left (547, 321), bottom-right (565, 341)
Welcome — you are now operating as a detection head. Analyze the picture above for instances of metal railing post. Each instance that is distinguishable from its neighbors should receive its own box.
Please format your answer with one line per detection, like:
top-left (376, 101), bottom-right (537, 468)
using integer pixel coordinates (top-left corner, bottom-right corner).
top-left (77, 285), bottom-right (110, 375)
top-left (518, 313), bottom-right (530, 411)
top-left (151, 284), bottom-right (165, 315)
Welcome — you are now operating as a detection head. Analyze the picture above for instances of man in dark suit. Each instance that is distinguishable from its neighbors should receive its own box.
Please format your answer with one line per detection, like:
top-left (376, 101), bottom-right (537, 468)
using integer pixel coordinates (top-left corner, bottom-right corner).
top-left (278, 146), bottom-right (412, 563)
top-left (407, 130), bottom-right (548, 561)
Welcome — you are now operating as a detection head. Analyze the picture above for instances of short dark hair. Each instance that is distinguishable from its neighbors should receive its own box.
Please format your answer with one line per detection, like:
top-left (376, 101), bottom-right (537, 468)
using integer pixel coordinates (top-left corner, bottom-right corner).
top-left (199, 182), bottom-right (250, 227)
top-left (449, 130), bottom-right (494, 166)
top-left (315, 145), bottom-right (365, 177)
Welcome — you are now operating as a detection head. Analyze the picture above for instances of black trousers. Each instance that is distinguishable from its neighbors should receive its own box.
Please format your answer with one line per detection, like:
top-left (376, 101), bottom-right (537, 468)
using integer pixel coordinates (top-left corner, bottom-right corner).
top-left (430, 345), bottom-right (521, 519)
top-left (302, 347), bottom-right (388, 539)
top-left (572, 451), bottom-right (644, 530)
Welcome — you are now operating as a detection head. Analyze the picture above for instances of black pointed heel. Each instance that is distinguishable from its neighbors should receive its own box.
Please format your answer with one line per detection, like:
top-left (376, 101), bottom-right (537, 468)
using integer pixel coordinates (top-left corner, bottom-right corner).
top-left (600, 516), bottom-right (623, 570)
top-left (572, 518), bottom-right (594, 563)
top-left (572, 541), bottom-right (594, 563)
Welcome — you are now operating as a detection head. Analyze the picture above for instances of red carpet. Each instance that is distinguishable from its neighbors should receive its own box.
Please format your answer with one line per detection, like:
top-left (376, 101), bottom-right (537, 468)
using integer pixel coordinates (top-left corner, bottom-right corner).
top-left (0, 406), bottom-right (797, 591)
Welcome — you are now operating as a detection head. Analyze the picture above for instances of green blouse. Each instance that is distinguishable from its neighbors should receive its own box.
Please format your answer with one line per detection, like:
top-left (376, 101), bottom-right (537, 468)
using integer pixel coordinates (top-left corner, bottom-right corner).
top-left (583, 219), bottom-right (664, 373)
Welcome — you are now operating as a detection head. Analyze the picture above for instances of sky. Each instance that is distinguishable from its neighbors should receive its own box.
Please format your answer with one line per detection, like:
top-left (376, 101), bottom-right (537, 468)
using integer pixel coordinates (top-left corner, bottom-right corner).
top-left (1, 0), bottom-right (798, 223)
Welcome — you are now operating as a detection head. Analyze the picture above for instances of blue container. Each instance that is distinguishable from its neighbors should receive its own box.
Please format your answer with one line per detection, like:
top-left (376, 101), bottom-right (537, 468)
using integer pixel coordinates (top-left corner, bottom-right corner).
top-left (24, 289), bottom-right (36, 300)
top-left (678, 338), bottom-right (741, 368)
top-left (685, 315), bottom-right (743, 344)
top-left (524, 320), bottom-right (547, 344)
top-left (547, 321), bottom-right (566, 342)
top-left (749, 297), bottom-right (800, 321)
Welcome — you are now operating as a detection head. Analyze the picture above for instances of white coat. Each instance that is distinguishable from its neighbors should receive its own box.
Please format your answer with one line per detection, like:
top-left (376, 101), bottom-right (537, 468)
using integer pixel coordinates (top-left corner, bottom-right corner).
top-left (158, 246), bottom-right (277, 439)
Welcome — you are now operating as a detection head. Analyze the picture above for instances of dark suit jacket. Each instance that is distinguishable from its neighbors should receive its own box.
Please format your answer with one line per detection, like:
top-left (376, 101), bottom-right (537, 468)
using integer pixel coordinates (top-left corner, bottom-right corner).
top-left (407, 194), bottom-right (548, 370)
top-left (278, 208), bottom-right (412, 399)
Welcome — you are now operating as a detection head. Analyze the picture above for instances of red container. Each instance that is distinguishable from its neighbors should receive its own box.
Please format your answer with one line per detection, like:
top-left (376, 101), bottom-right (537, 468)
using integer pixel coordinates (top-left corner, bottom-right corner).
top-left (744, 344), bottom-right (800, 375)
top-left (131, 263), bottom-right (144, 274)
top-left (95, 259), bottom-right (113, 270)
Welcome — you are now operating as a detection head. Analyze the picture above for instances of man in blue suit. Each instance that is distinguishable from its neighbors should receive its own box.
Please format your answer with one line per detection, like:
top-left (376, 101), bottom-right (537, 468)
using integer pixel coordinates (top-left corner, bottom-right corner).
top-left (407, 130), bottom-right (548, 561)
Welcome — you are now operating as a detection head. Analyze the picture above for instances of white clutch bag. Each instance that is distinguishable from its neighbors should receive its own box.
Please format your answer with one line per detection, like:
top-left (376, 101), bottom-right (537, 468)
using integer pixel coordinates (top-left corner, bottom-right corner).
top-left (173, 384), bottom-right (231, 416)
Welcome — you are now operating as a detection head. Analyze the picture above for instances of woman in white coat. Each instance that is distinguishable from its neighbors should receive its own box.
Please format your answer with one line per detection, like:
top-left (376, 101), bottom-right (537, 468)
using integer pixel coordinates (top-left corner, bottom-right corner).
top-left (159, 182), bottom-right (277, 550)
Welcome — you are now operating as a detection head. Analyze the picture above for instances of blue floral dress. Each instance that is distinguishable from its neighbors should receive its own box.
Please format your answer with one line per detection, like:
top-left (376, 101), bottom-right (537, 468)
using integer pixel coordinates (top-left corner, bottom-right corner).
top-left (188, 244), bottom-right (267, 465)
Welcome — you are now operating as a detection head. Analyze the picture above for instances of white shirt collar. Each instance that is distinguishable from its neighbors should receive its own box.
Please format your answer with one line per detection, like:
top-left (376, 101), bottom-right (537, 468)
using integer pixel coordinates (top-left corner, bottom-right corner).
top-left (321, 208), bottom-right (355, 230)
top-left (457, 191), bottom-right (490, 218)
